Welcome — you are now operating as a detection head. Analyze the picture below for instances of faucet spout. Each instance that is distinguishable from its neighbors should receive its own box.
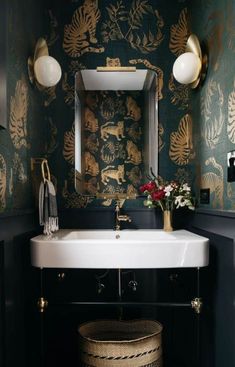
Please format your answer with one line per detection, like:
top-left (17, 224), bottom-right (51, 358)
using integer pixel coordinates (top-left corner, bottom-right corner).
top-left (115, 200), bottom-right (132, 231)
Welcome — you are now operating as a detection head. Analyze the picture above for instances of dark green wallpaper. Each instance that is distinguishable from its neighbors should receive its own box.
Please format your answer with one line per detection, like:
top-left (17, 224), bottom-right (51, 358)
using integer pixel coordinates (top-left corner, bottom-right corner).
top-left (43, 0), bottom-right (195, 209)
top-left (188, 0), bottom-right (235, 210)
top-left (81, 91), bottom-right (145, 196)
top-left (1, 0), bottom-right (233, 213)
top-left (0, 0), bottom-right (48, 213)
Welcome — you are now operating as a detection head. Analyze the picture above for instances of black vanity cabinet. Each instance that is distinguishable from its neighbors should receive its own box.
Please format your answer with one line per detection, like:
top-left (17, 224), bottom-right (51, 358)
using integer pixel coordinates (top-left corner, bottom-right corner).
top-left (35, 267), bottom-right (206, 367)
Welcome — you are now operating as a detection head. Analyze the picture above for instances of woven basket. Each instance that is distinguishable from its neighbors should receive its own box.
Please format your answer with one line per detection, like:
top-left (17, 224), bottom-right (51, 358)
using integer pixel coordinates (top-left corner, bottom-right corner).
top-left (78, 319), bottom-right (163, 367)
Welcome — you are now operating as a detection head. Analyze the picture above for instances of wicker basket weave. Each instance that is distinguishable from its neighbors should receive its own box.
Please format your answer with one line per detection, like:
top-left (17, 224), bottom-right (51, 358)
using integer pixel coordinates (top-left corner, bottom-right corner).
top-left (78, 319), bottom-right (163, 367)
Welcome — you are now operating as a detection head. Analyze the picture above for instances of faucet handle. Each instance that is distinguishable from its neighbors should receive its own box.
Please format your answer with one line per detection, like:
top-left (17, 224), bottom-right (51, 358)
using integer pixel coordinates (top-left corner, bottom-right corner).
top-left (128, 280), bottom-right (138, 291)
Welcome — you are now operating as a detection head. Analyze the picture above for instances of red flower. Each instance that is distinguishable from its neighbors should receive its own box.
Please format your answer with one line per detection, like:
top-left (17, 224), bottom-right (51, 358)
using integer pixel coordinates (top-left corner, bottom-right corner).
top-left (151, 190), bottom-right (165, 201)
top-left (140, 181), bottom-right (156, 193)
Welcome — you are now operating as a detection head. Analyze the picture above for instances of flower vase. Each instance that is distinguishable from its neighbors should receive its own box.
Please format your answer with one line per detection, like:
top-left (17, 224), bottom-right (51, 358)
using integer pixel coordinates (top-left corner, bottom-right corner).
top-left (163, 210), bottom-right (173, 232)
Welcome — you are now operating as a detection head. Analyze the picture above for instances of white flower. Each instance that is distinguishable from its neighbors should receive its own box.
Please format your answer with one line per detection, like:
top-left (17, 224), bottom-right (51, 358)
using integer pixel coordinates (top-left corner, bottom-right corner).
top-left (175, 195), bottom-right (185, 208)
top-left (164, 185), bottom-right (173, 197)
top-left (185, 199), bottom-right (195, 210)
top-left (175, 196), bottom-right (195, 210)
top-left (182, 183), bottom-right (191, 192)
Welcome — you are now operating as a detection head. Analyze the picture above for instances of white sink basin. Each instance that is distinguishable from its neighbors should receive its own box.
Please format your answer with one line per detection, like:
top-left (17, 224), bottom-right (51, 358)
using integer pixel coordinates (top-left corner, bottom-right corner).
top-left (30, 229), bottom-right (209, 269)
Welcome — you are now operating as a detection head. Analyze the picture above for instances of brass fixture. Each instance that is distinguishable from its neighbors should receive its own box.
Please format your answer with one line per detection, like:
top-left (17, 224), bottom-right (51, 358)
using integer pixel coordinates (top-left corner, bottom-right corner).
top-left (173, 34), bottom-right (208, 89)
top-left (96, 193), bottom-right (136, 200)
top-left (115, 200), bottom-right (132, 231)
top-left (28, 37), bottom-right (62, 88)
top-left (191, 297), bottom-right (203, 314)
top-left (37, 297), bottom-right (48, 313)
top-left (31, 157), bottom-right (51, 183)
top-left (96, 66), bottom-right (136, 72)
top-left (30, 158), bottom-right (52, 204)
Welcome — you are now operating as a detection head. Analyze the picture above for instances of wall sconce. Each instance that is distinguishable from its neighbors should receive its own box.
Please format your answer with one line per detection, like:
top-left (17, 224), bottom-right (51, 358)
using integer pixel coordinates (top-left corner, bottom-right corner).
top-left (28, 38), bottom-right (62, 88)
top-left (172, 34), bottom-right (208, 89)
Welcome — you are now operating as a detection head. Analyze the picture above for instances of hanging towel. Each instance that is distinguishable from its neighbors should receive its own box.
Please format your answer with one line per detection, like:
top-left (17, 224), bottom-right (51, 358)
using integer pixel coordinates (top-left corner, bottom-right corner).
top-left (39, 179), bottom-right (59, 235)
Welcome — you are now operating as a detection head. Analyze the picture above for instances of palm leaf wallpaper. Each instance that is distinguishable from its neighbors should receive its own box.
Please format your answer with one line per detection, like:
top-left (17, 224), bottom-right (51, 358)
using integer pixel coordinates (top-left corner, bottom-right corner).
top-left (0, 0), bottom-right (235, 212)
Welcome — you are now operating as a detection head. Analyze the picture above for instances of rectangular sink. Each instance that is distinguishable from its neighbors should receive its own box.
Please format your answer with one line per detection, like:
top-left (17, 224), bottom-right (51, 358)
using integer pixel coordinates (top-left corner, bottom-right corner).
top-left (31, 229), bottom-right (209, 269)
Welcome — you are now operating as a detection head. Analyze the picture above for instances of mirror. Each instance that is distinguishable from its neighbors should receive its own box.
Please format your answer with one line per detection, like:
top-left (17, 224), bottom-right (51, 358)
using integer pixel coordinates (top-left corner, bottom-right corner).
top-left (75, 68), bottom-right (158, 198)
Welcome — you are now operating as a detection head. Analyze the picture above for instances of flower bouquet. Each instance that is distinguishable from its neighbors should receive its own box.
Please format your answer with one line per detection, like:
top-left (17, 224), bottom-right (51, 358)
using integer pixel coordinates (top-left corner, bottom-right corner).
top-left (140, 177), bottom-right (195, 231)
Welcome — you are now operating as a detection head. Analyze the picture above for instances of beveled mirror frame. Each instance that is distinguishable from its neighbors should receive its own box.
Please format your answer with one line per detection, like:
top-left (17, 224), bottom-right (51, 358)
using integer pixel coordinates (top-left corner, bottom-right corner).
top-left (74, 68), bottom-right (158, 199)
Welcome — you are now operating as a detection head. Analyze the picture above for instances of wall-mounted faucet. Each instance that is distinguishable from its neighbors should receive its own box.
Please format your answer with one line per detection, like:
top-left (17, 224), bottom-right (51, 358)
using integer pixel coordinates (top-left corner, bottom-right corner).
top-left (115, 200), bottom-right (132, 231)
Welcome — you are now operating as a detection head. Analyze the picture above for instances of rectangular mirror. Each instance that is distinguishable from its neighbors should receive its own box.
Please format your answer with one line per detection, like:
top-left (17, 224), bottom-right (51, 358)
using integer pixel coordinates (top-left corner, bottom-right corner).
top-left (75, 69), bottom-right (158, 198)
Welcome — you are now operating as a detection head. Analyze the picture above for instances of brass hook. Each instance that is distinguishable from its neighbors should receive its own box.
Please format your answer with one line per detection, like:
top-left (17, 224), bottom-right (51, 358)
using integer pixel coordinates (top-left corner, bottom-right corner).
top-left (41, 159), bottom-right (51, 183)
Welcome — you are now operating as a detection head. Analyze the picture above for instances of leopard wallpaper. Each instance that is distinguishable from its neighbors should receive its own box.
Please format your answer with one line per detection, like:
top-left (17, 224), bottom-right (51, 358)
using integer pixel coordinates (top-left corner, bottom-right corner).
top-left (44, 0), bottom-right (194, 209)
top-left (189, 0), bottom-right (235, 210)
top-left (80, 91), bottom-right (144, 197)
top-left (0, 0), bottom-right (48, 213)
top-left (0, 0), bottom-right (234, 213)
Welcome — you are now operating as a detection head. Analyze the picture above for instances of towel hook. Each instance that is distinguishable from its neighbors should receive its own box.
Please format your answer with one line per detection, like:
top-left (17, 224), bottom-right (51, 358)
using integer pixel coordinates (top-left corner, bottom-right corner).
top-left (41, 159), bottom-right (51, 183)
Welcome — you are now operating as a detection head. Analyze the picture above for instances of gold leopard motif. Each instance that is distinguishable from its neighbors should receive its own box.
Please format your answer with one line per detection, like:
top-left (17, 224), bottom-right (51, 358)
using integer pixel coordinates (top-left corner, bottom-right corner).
top-left (63, 0), bottom-right (104, 58)
top-left (106, 57), bottom-right (121, 67)
top-left (126, 96), bottom-right (141, 121)
top-left (125, 140), bottom-right (142, 165)
top-left (84, 107), bottom-right (98, 132)
top-left (101, 121), bottom-right (125, 141)
top-left (10, 76), bottom-right (29, 149)
top-left (84, 151), bottom-right (99, 176)
top-left (101, 165), bottom-right (126, 185)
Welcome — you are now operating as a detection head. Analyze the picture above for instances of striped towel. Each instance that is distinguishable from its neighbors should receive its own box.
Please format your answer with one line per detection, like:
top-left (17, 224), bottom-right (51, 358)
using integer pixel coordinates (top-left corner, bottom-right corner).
top-left (39, 179), bottom-right (59, 235)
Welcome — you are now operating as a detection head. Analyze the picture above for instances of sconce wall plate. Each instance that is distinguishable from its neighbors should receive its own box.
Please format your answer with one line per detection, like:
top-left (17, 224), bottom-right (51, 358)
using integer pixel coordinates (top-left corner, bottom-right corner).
top-left (28, 38), bottom-right (49, 85)
top-left (185, 34), bottom-right (208, 88)
top-left (173, 34), bottom-right (208, 89)
top-left (28, 38), bottom-right (62, 88)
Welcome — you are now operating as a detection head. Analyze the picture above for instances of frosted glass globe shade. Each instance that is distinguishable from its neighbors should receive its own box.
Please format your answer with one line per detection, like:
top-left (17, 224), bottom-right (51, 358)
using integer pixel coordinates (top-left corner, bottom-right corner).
top-left (173, 52), bottom-right (201, 85)
top-left (34, 55), bottom-right (62, 87)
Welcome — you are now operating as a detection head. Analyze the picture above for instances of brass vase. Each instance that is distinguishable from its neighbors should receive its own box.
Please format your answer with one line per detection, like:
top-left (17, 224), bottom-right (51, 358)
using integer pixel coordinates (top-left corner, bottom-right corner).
top-left (163, 210), bottom-right (173, 232)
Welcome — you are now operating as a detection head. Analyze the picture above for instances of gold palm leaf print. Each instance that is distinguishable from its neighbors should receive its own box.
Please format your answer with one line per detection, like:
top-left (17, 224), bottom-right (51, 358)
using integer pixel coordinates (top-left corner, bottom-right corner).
top-left (169, 114), bottom-right (195, 165)
top-left (63, 123), bottom-right (75, 165)
top-left (102, 1), bottom-right (164, 54)
top-left (10, 76), bottom-right (29, 149)
top-left (201, 79), bottom-right (224, 148)
top-left (169, 8), bottom-right (189, 56)
top-left (228, 81), bottom-right (235, 143)
top-left (0, 154), bottom-right (6, 211)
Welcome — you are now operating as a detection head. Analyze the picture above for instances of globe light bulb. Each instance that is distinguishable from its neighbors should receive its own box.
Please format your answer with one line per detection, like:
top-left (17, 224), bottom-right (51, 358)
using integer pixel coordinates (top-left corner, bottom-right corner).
top-left (34, 55), bottom-right (62, 87)
top-left (173, 52), bottom-right (201, 85)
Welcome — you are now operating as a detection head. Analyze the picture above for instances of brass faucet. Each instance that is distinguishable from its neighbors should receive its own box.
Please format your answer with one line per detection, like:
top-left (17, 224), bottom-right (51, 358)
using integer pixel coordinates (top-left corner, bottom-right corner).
top-left (115, 200), bottom-right (132, 230)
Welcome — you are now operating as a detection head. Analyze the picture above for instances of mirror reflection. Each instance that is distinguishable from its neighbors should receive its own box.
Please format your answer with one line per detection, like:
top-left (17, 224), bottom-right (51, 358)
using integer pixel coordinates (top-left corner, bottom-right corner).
top-left (75, 69), bottom-right (158, 198)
